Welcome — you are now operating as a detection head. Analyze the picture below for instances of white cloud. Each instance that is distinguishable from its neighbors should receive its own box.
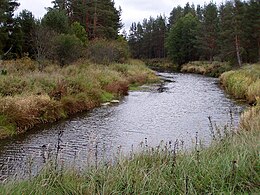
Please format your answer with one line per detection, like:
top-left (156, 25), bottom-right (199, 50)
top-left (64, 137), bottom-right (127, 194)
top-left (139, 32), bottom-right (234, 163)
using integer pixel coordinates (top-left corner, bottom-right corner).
top-left (16, 0), bottom-right (52, 18)
top-left (17, 0), bottom-right (224, 30)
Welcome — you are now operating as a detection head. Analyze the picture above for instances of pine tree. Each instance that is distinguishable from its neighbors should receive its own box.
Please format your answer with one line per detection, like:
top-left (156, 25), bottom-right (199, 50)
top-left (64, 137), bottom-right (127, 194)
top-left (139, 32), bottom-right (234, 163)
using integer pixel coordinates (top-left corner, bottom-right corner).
top-left (17, 10), bottom-right (37, 57)
top-left (219, 1), bottom-right (246, 66)
top-left (197, 3), bottom-right (219, 62)
top-left (42, 9), bottom-right (69, 34)
top-left (0, 0), bottom-right (19, 57)
top-left (51, 0), bottom-right (122, 40)
top-left (168, 6), bottom-right (183, 27)
top-left (243, 0), bottom-right (260, 62)
top-left (166, 13), bottom-right (200, 65)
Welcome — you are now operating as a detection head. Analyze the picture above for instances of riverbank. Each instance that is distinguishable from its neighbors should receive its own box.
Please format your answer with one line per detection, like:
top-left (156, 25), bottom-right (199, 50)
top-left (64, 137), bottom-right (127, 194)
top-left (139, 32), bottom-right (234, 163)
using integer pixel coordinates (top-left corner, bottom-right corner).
top-left (0, 63), bottom-right (259, 194)
top-left (181, 61), bottom-right (232, 77)
top-left (0, 58), bottom-right (158, 139)
top-left (220, 64), bottom-right (260, 104)
top-left (1, 105), bottom-right (259, 194)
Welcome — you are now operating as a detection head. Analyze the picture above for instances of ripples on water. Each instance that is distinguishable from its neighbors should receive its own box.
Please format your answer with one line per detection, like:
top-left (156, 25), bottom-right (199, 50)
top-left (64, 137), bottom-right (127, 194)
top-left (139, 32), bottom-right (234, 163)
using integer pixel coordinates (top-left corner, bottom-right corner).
top-left (0, 73), bottom-right (244, 181)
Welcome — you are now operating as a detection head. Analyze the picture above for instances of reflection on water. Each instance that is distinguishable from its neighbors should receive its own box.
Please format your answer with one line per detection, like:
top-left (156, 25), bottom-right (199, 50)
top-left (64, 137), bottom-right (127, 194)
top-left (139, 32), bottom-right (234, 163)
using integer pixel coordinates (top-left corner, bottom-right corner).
top-left (0, 73), bottom-right (244, 181)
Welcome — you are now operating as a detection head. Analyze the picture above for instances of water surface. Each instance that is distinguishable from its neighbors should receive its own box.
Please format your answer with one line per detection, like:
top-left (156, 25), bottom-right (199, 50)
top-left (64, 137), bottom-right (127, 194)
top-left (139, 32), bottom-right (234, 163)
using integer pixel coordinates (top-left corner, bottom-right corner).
top-left (0, 73), bottom-right (244, 181)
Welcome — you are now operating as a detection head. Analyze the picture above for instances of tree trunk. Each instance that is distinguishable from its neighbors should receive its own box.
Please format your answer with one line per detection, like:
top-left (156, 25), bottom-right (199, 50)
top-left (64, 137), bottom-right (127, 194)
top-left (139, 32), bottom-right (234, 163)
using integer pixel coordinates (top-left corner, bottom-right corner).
top-left (235, 35), bottom-right (242, 66)
top-left (258, 39), bottom-right (260, 63)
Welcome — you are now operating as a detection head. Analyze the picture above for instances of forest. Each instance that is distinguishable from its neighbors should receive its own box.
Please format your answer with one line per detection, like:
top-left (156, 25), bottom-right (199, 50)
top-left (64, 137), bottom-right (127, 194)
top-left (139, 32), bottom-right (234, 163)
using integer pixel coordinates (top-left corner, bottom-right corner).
top-left (0, 0), bottom-right (127, 66)
top-left (0, 0), bottom-right (259, 68)
top-left (129, 0), bottom-right (259, 66)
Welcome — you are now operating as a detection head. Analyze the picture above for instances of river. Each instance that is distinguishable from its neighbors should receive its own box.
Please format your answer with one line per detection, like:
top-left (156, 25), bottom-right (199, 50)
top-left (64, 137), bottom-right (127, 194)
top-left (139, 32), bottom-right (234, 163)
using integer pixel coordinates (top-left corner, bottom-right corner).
top-left (0, 72), bottom-right (244, 181)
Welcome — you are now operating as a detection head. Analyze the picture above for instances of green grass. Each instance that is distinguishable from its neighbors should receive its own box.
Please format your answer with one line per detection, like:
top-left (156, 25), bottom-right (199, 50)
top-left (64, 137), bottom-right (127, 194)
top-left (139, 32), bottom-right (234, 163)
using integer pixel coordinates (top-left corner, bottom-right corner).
top-left (220, 64), bottom-right (260, 104)
top-left (0, 114), bottom-right (259, 194)
top-left (0, 114), bottom-right (16, 138)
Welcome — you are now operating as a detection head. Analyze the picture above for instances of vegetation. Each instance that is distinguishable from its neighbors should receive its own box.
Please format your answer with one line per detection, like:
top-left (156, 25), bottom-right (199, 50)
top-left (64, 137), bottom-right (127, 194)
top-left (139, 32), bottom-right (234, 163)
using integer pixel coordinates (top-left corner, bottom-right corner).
top-left (0, 104), bottom-right (259, 194)
top-left (0, 60), bottom-right (259, 195)
top-left (144, 58), bottom-right (178, 71)
top-left (0, 1), bottom-right (259, 194)
top-left (220, 64), bottom-right (260, 104)
top-left (129, 1), bottom-right (260, 67)
top-left (0, 59), bottom-right (158, 139)
top-left (0, 0), bottom-right (122, 63)
top-left (181, 61), bottom-right (232, 77)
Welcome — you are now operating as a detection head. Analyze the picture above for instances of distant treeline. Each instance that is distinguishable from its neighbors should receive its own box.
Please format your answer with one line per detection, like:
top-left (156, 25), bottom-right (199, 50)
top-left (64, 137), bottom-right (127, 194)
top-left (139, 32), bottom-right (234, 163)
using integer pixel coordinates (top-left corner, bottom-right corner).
top-left (128, 0), bottom-right (260, 66)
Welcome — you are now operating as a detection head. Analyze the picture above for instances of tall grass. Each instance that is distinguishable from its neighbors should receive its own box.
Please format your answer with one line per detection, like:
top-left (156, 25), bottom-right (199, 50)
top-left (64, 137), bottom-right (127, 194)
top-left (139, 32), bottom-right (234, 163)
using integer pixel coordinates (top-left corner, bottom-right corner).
top-left (220, 64), bottom-right (260, 104)
top-left (0, 58), bottom-right (158, 139)
top-left (0, 111), bottom-right (259, 194)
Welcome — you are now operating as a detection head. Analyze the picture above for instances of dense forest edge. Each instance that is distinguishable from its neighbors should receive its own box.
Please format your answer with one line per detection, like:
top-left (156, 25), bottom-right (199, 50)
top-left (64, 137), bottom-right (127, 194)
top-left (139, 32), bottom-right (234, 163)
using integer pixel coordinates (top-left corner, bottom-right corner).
top-left (0, 0), bottom-right (260, 193)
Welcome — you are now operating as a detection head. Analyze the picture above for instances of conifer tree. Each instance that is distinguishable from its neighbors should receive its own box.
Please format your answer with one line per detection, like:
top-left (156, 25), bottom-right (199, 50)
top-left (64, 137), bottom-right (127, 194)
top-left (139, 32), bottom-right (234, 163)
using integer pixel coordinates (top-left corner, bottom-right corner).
top-left (0, 0), bottom-right (19, 57)
top-left (197, 3), bottom-right (219, 62)
top-left (166, 13), bottom-right (200, 65)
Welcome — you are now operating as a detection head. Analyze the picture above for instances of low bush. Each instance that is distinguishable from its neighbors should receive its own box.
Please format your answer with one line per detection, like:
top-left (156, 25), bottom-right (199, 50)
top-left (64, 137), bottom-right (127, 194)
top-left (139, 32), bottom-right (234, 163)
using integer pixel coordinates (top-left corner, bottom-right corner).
top-left (54, 34), bottom-right (84, 66)
top-left (87, 39), bottom-right (130, 64)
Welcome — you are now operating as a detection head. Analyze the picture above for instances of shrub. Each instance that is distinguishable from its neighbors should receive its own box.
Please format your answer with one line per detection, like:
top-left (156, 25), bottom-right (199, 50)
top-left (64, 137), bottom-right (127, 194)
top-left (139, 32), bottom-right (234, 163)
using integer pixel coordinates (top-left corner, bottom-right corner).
top-left (70, 22), bottom-right (88, 46)
top-left (87, 39), bottom-right (130, 65)
top-left (54, 34), bottom-right (83, 66)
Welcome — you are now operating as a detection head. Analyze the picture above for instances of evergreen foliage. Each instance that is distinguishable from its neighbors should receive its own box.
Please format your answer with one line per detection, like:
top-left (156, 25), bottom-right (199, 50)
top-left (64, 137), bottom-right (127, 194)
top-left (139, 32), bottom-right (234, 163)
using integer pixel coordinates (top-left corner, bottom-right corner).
top-left (129, 0), bottom-right (260, 66)
top-left (166, 13), bottom-right (200, 65)
top-left (128, 15), bottom-right (167, 59)
top-left (51, 0), bottom-right (122, 39)
top-left (0, 0), bottom-right (19, 57)
top-left (0, 0), bottom-right (259, 66)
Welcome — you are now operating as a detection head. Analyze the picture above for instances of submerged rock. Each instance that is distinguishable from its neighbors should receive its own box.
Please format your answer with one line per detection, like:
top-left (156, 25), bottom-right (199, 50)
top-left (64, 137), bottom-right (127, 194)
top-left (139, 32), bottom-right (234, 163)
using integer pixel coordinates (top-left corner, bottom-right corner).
top-left (101, 102), bottom-right (111, 106)
top-left (111, 100), bottom-right (120, 103)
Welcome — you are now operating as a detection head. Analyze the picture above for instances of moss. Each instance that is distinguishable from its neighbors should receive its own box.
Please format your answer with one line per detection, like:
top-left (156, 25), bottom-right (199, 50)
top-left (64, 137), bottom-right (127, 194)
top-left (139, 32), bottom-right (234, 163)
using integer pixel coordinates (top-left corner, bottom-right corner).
top-left (100, 91), bottom-right (115, 102)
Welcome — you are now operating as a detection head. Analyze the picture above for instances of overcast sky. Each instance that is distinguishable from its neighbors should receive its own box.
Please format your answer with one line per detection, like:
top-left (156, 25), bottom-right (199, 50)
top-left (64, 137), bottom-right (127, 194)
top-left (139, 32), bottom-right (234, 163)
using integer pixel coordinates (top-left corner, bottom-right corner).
top-left (17, 0), bottom-right (224, 32)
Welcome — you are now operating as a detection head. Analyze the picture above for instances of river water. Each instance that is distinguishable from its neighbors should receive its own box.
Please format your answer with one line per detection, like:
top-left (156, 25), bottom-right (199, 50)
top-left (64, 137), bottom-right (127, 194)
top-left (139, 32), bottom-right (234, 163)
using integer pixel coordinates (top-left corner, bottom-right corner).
top-left (0, 73), bottom-right (244, 181)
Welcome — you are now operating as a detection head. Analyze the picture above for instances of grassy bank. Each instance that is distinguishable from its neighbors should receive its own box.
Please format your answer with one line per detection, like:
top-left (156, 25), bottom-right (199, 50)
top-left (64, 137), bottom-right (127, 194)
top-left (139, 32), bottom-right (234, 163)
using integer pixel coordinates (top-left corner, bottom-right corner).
top-left (0, 62), bottom-right (259, 194)
top-left (0, 58), bottom-right (158, 139)
top-left (144, 58), bottom-right (179, 72)
top-left (220, 64), bottom-right (260, 104)
top-left (181, 61), bottom-right (232, 77)
top-left (0, 105), bottom-right (259, 194)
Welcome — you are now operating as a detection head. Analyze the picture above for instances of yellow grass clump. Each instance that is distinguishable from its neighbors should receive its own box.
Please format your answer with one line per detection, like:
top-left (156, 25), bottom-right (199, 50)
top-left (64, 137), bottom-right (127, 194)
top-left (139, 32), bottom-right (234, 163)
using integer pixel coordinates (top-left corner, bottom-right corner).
top-left (220, 64), bottom-right (260, 104)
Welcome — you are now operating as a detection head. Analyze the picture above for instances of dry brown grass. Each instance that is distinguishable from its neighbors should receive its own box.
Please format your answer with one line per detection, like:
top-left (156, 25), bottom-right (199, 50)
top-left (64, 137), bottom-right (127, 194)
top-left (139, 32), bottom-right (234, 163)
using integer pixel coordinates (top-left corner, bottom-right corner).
top-left (0, 59), bottom-right (158, 139)
top-left (240, 99), bottom-right (260, 131)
